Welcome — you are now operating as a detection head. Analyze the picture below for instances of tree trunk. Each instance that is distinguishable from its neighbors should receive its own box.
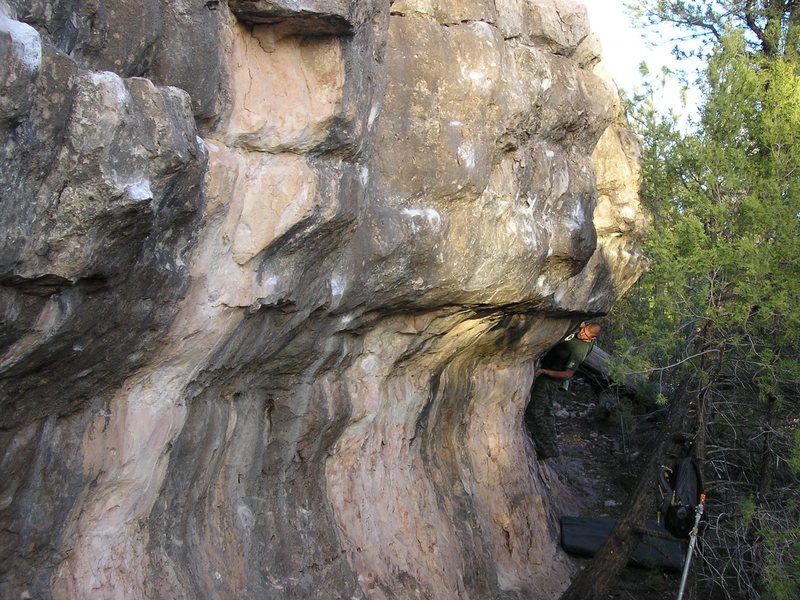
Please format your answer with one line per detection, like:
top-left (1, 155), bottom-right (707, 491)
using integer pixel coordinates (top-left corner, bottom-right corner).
top-left (558, 383), bottom-right (697, 600)
top-left (757, 395), bottom-right (778, 495)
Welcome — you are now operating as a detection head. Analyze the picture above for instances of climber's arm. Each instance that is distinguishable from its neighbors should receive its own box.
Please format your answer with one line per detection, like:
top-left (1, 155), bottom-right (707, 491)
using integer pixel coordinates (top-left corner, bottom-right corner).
top-left (535, 368), bottom-right (575, 381)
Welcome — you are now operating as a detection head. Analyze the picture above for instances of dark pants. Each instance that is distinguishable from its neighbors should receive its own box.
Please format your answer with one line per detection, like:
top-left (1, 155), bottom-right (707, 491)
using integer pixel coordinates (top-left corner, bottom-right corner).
top-left (525, 376), bottom-right (564, 458)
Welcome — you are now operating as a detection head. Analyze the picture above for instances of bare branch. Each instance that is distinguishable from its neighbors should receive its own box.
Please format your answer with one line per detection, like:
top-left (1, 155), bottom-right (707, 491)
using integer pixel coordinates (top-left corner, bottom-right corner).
top-left (625, 349), bottom-right (720, 375)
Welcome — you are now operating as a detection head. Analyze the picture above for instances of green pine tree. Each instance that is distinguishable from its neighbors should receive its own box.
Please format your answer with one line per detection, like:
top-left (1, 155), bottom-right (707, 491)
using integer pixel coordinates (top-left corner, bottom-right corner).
top-left (601, 2), bottom-right (800, 599)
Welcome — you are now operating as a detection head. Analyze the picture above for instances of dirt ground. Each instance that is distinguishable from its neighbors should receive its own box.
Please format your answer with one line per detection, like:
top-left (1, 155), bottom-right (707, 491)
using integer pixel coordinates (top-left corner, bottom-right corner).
top-left (547, 377), bottom-right (688, 600)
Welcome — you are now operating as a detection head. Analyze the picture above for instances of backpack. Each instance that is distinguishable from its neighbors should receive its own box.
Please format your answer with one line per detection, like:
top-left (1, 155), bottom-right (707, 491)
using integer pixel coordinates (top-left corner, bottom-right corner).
top-left (658, 456), bottom-right (704, 539)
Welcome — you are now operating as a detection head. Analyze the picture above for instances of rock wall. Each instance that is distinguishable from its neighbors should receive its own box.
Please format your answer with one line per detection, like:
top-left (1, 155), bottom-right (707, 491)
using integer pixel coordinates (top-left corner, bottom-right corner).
top-left (0, 1), bottom-right (646, 599)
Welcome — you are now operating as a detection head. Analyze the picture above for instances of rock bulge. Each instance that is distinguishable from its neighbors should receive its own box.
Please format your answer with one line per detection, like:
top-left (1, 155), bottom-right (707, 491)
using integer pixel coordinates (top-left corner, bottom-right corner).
top-left (0, 1), bottom-right (646, 599)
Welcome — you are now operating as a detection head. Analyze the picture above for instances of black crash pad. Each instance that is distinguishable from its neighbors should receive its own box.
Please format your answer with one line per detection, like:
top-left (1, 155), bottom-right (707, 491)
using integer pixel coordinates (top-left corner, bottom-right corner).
top-left (560, 516), bottom-right (685, 572)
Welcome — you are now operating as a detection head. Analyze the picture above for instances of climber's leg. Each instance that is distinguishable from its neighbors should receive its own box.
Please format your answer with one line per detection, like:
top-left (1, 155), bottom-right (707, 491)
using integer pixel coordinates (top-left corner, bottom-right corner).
top-left (524, 376), bottom-right (561, 458)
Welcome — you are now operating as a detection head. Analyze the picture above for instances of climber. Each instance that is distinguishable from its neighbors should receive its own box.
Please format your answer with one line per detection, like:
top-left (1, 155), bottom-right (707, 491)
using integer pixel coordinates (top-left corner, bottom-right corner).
top-left (525, 321), bottom-right (601, 459)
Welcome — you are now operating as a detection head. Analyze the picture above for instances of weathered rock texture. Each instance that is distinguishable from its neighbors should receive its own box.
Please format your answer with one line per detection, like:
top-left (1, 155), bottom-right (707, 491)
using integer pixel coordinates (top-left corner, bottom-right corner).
top-left (0, 0), bottom-right (646, 599)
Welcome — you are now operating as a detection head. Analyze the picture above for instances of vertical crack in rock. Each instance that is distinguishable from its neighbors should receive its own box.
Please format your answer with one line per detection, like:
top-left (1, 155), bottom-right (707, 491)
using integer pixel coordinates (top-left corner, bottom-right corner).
top-left (0, 1), bottom-right (647, 599)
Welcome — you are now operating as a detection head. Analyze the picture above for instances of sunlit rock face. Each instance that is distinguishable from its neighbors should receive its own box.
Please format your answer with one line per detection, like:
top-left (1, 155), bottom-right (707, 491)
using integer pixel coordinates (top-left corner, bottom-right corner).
top-left (0, 1), bottom-right (646, 599)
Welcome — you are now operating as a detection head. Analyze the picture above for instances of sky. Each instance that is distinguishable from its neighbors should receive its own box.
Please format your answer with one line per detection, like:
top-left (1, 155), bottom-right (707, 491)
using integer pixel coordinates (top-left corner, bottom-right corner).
top-left (584, 0), bottom-right (703, 123)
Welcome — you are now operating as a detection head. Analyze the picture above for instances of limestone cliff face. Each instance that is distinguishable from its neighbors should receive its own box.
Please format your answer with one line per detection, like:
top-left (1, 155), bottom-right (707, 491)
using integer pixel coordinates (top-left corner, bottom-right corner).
top-left (0, 1), bottom-right (646, 599)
